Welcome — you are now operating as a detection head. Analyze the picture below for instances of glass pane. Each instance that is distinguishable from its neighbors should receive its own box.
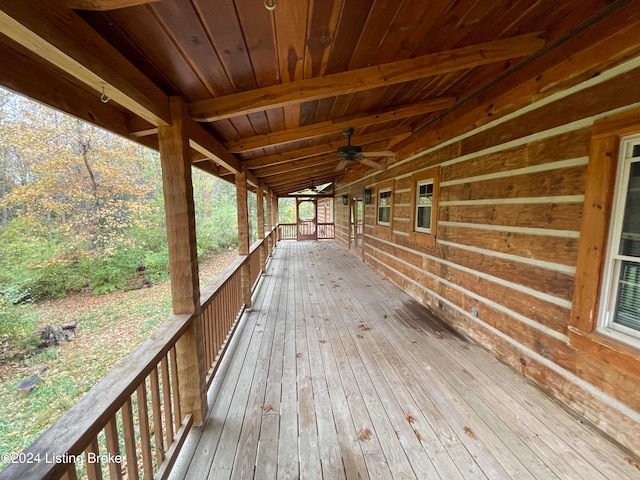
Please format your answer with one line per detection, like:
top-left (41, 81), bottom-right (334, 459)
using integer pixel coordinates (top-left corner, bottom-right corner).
top-left (612, 260), bottom-right (640, 332)
top-left (416, 206), bottom-right (431, 230)
top-left (378, 206), bottom-right (390, 223)
top-left (619, 162), bottom-right (640, 257)
top-left (417, 183), bottom-right (433, 206)
top-left (632, 144), bottom-right (640, 157)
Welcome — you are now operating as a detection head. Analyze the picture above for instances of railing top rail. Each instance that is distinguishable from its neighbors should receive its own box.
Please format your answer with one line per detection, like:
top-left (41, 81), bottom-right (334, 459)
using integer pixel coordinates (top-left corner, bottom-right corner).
top-left (200, 227), bottom-right (275, 307)
top-left (1, 226), bottom-right (280, 480)
top-left (200, 255), bottom-right (245, 304)
top-left (0, 313), bottom-right (193, 480)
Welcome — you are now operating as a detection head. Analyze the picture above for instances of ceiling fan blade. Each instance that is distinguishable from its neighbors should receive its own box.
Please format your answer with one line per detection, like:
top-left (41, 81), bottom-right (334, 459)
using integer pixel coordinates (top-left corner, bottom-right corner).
top-left (359, 158), bottom-right (387, 170)
top-left (334, 159), bottom-right (350, 172)
top-left (361, 151), bottom-right (395, 158)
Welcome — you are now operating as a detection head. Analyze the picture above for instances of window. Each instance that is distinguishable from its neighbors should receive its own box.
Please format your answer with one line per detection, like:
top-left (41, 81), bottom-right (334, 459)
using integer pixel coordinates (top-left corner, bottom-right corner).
top-left (415, 180), bottom-right (434, 233)
top-left (599, 137), bottom-right (640, 342)
top-left (408, 167), bottom-right (439, 247)
top-left (377, 188), bottom-right (392, 226)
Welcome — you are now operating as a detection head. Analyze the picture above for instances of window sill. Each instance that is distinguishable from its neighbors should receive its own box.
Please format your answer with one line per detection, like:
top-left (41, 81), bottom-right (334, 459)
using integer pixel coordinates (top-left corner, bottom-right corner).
top-left (568, 327), bottom-right (640, 379)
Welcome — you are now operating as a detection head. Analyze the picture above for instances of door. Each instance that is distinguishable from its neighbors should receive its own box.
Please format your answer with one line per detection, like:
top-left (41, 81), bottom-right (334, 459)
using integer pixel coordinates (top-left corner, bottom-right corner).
top-left (350, 197), bottom-right (364, 256)
top-left (296, 197), bottom-right (317, 241)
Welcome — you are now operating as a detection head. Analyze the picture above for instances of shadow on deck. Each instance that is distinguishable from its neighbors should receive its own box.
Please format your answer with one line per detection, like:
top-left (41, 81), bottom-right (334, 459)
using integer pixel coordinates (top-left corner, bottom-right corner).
top-left (171, 241), bottom-right (637, 480)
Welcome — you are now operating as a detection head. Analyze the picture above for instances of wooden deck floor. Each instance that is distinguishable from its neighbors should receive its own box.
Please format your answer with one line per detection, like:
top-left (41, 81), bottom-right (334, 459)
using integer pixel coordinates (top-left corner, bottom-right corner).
top-left (171, 241), bottom-right (639, 480)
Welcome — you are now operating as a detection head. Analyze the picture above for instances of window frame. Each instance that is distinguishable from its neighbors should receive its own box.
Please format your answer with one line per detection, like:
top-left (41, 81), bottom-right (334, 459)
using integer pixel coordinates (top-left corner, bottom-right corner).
top-left (375, 180), bottom-right (394, 228)
top-left (409, 167), bottom-right (439, 247)
top-left (597, 135), bottom-right (640, 343)
top-left (377, 188), bottom-right (392, 226)
top-left (569, 108), bottom-right (640, 361)
top-left (414, 179), bottom-right (434, 233)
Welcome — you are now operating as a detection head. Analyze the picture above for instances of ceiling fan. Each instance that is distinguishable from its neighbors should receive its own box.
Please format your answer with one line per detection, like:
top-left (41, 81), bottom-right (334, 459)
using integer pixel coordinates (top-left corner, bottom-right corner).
top-left (334, 128), bottom-right (394, 172)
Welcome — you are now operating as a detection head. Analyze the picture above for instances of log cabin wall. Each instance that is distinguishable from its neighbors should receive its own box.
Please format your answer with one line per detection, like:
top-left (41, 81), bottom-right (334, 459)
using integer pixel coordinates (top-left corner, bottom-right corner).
top-left (334, 37), bottom-right (640, 456)
top-left (335, 196), bottom-right (351, 246)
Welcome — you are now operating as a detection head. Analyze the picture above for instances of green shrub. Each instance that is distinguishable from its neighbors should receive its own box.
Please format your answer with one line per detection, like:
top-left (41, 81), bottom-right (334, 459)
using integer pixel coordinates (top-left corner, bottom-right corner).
top-left (0, 297), bottom-right (40, 349)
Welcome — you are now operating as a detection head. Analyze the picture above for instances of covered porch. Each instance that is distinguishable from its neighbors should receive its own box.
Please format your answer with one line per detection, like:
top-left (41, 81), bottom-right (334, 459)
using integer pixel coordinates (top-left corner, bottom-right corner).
top-left (172, 241), bottom-right (637, 480)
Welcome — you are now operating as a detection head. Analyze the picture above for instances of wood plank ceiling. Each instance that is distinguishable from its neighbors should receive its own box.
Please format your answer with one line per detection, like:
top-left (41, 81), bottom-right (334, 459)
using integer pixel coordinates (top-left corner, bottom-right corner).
top-left (0, 0), bottom-right (615, 195)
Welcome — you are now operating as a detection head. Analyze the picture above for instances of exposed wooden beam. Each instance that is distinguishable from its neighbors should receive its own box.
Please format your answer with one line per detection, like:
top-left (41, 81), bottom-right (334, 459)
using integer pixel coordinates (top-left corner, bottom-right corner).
top-left (129, 116), bottom-right (157, 137)
top-left (264, 165), bottom-right (342, 189)
top-left (243, 126), bottom-right (409, 169)
top-left (254, 154), bottom-right (339, 178)
top-left (66, 0), bottom-right (160, 10)
top-left (271, 175), bottom-right (341, 196)
top-left (193, 160), bottom-right (220, 177)
top-left (67, 0), bottom-right (158, 10)
top-left (186, 117), bottom-right (240, 174)
top-left (188, 33), bottom-right (545, 122)
top-left (227, 98), bottom-right (454, 153)
top-left (0, 36), bottom-right (132, 140)
top-left (0, 0), bottom-right (170, 126)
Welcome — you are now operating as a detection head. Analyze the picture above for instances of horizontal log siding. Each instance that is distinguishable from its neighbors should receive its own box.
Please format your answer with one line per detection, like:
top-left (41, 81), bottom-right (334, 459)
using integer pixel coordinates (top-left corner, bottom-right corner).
top-left (334, 201), bottom-right (350, 246)
top-left (334, 64), bottom-right (640, 456)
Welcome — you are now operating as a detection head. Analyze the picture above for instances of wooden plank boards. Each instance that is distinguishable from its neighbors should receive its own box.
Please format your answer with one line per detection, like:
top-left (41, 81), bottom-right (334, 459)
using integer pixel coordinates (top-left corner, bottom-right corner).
top-left (0, 0), bottom-right (171, 126)
top-left (177, 241), bottom-right (639, 480)
top-left (187, 33), bottom-right (544, 122)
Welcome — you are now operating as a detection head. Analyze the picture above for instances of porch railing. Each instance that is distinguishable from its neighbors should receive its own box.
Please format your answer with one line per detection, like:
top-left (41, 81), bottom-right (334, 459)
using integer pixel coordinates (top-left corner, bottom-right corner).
top-left (0, 228), bottom-right (278, 480)
top-left (278, 222), bottom-right (335, 240)
top-left (278, 223), bottom-right (297, 240)
top-left (317, 223), bottom-right (335, 239)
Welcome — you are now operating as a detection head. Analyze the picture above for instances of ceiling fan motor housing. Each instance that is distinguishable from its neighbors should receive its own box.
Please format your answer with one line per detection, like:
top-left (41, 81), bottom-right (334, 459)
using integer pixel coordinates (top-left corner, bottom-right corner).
top-left (337, 144), bottom-right (362, 159)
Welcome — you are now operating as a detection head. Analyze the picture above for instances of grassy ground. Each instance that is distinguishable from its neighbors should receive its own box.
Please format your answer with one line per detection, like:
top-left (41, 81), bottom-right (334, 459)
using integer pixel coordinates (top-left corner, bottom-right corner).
top-left (0, 250), bottom-right (237, 468)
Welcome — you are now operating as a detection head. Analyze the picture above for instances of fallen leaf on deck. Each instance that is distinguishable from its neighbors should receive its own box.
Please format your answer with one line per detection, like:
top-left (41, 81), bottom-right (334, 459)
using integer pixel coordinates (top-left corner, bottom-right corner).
top-left (435, 332), bottom-right (444, 339)
top-left (358, 323), bottom-right (371, 331)
top-left (319, 339), bottom-right (327, 344)
top-left (414, 430), bottom-right (422, 441)
top-left (383, 314), bottom-right (388, 319)
top-left (356, 334), bottom-right (364, 339)
top-left (357, 428), bottom-right (371, 441)
top-left (262, 404), bottom-right (274, 413)
top-left (464, 426), bottom-right (474, 437)
top-left (405, 412), bottom-right (415, 424)
top-left (626, 456), bottom-right (640, 470)
top-left (296, 352), bottom-right (303, 359)
top-left (305, 375), bottom-right (313, 381)
top-left (462, 345), bottom-right (470, 350)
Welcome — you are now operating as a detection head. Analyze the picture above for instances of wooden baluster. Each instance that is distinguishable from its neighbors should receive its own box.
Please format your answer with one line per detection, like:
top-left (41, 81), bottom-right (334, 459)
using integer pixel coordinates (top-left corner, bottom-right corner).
top-left (121, 398), bottom-right (139, 480)
top-left (61, 463), bottom-right (78, 480)
top-left (169, 347), bottom-right (181, 433)
top-left (136, 383), bottom-right (154, 479)
top-left (85, 437), bottom-right (103, 480)
top-left (160, 356), bottom-right (174, 445)
top-left (149, 367), bottom-right (165, 467)
top-left (104, 418), bottom-right (123, 480)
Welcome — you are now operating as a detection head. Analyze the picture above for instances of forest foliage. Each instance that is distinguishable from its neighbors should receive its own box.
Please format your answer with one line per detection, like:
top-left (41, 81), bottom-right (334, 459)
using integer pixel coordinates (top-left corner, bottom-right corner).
top-left (0, 89), bottom-right (243, 347)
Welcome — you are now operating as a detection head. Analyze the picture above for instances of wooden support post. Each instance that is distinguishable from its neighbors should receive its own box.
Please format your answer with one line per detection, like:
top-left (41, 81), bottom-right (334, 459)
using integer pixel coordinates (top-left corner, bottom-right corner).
top-left (273, 195), bottom-right (279, 244)
top-left (265, 191), bottom-right (273, 257)
top-left (236, 168), bottom-right (251, 308)
top-left (158, 97), bottom-right (207, 425)
top-left (256, 185), bottom-right (266, 273)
